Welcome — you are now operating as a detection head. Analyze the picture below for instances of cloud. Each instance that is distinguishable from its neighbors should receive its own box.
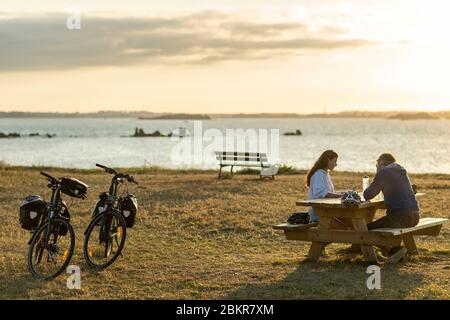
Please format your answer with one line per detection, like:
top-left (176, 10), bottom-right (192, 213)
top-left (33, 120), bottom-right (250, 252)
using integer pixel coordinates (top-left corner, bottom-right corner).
top-left (0, 11), bottom-right (376, 71)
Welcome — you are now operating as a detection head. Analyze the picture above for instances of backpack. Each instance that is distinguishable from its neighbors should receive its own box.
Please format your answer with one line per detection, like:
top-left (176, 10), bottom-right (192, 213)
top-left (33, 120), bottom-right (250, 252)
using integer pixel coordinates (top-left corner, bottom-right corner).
top-left (287, 212), bottom-right (310, 225)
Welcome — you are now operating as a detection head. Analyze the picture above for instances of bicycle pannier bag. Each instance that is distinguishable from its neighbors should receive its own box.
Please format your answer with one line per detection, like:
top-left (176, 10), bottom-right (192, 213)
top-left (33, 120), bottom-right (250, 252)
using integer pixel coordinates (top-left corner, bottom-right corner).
top-left (19, 195), bottom-right (46, 230)
top-left (120, 193), bottom-right (137, 227)
top-left (60, 177), bottom-right (88, 199)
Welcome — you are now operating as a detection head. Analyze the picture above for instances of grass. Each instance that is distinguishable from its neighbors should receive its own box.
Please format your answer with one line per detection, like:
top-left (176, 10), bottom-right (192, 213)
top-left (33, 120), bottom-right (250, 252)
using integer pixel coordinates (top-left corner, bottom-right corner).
top-left (234, 164), bottom-right (301, 175)
top-left (0, 166), bottom-right (449, 299)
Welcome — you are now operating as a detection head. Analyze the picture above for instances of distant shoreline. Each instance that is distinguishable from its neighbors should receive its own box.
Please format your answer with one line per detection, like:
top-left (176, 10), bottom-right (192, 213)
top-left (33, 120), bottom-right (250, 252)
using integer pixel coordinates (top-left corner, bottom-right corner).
top-left (139, 113), bottom-right (211, 120)
top-left (0, 162), bottom-right (448, 176)
top-left (0, 111), bottom-right (449, 120)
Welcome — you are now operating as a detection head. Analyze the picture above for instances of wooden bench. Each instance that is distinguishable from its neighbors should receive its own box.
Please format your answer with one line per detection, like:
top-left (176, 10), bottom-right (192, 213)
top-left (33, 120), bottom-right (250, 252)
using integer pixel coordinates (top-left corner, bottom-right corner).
top-left (370, 217), bottom-right (448, 255)
top-left (215, 151), bottom-right (277, 179)
top-left (273, 217), bottom-right (448, 258)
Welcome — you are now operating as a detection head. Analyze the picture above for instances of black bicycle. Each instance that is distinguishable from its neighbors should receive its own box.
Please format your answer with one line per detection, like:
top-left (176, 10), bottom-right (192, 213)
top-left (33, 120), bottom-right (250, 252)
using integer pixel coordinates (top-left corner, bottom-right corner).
top-left (20, 172), bottom-right (88, 280)
top-left (83, 164), bottom-right (138, 269)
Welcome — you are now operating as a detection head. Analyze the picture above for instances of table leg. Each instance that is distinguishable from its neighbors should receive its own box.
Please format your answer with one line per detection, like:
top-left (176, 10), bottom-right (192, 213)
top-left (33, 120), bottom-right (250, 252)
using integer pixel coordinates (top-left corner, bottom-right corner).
top-left (307, 217), bottom-right (332, 262)
top-left (352, 218), bottom-right (379, 264)
top-left (402, 234), bottom-right (418, 255)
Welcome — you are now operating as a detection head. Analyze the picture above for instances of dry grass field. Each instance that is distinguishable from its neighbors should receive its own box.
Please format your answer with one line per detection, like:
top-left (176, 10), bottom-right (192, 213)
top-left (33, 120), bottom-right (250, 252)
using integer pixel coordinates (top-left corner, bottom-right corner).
top-left (0, 165), bottom-right (449, 299)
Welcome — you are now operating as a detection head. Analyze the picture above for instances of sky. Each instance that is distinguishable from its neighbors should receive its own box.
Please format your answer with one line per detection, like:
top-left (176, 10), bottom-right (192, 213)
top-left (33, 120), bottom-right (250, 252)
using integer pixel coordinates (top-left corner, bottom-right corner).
top-left (1, 0), bottom-right (449, 114)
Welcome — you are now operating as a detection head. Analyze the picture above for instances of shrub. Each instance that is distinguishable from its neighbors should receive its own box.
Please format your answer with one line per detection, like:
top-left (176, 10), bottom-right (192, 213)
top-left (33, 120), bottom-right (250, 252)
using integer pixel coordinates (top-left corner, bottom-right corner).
top-left (277, 164), bottom-right (299, 175)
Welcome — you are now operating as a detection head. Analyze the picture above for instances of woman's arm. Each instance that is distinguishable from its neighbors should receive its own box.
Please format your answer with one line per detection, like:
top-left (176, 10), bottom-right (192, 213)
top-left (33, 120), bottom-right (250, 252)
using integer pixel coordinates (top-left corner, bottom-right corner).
top-left (310, 170), bottom-right (342, 199)
top-left (324, 192), bottom-right (343, 198)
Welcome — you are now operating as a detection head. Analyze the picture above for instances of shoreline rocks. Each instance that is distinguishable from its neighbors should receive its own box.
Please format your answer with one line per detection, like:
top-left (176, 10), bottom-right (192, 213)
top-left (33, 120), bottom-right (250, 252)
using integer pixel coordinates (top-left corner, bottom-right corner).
top-left (0, 132), bottom-right (56, 138)
top-left (284, 129), bottom-right (302, 136)
top-left (132, 127), bottom-right (168, 137)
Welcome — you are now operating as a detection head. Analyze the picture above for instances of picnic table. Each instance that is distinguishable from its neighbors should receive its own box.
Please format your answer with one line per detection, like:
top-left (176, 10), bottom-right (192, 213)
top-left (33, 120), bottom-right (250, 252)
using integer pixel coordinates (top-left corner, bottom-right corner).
top-left (273, 193), bottom-right (448, 264)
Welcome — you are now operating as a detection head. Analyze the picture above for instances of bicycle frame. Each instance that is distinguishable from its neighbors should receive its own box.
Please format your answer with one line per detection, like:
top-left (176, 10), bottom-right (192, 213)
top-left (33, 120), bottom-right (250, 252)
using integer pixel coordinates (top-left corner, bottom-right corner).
top-left (28, 181), bottom-right (63, 246)
top-left (108, 175), bottom-right (125, 202)
top-left (83, 164), bottom-right (137, 266)
top-left (84, 175), bottom-right (123, 237)
top-left (102, 176), bottom-right (123, 239)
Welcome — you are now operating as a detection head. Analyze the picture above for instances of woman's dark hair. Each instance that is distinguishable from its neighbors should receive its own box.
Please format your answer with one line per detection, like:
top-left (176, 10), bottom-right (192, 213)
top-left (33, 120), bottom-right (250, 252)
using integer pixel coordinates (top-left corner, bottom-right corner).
top-left (306, 150), bottom-right (338, 187)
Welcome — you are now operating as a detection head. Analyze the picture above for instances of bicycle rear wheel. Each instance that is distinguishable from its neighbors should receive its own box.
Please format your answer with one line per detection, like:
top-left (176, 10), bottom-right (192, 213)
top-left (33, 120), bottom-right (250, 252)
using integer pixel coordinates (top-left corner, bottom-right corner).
top-left (83, 210), bottom-right (126, 269)
top-left (28, 218), bottom-right (75, 280)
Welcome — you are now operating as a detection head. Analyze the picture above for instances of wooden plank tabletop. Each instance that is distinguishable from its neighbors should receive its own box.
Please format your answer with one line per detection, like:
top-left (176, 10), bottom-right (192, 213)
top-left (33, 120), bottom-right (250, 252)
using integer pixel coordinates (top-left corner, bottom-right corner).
top-left (296, 197), bottom-right (382, 209)
top-left (296, 193), bottom-right (425, 209)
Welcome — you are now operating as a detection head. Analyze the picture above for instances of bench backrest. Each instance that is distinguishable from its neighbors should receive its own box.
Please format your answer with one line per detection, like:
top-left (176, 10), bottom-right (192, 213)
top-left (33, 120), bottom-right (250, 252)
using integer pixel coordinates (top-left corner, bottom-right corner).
top-left (215, 151), bottom-right (268, 164)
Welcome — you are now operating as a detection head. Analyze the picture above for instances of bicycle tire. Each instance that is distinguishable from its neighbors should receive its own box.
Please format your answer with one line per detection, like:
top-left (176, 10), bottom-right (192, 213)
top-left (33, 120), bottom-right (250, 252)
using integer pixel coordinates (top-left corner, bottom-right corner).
top-left (27, 218), bottom-right (75, 280)
top-left (83, 210), bottom-right (127, 269)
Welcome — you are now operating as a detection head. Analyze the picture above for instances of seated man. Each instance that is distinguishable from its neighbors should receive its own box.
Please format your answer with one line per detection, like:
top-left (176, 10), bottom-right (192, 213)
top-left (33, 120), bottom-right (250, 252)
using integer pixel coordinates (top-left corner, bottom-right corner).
top-left (363, 153), bottom-right (420, 260)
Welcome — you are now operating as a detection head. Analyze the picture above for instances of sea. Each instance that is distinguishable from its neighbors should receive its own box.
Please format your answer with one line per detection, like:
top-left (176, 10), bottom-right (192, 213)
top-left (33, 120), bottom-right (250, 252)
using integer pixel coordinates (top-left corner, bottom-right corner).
top-left (0, 118), bottom-right (449, 174)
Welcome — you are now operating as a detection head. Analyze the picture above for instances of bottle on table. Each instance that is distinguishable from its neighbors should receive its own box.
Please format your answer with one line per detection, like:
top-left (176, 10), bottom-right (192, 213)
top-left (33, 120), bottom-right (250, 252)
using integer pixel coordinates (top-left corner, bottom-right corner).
top-left (362, 176), bottom-right (369, 192)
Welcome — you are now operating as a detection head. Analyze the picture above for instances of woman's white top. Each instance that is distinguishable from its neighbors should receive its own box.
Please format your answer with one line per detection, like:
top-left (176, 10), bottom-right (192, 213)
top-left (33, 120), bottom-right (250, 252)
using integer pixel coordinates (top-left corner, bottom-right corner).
top-left (307, 169), bottom-right (335, 222)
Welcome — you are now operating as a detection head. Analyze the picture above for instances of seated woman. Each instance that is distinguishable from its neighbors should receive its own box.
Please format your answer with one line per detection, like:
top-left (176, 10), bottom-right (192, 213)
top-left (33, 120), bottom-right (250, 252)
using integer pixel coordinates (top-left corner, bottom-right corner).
top-left (306, 150), bottom-right (351, 230)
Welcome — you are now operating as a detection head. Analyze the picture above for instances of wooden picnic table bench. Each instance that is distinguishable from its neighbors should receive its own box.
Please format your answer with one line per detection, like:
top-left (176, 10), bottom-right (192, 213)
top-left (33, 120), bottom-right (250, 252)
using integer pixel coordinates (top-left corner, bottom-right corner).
top-left (215, 151), bottom-right (278, 179)
top-left (273, 193), bottom-right (448, 264)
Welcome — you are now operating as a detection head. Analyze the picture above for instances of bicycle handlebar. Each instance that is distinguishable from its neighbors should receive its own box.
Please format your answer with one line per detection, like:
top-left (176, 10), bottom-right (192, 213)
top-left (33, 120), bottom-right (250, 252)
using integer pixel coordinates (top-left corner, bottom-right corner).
top-left (40, 171), bottom-right (57, 182)
top-left (96, 164), bottom-right (138, 184)
top-left (116, 173), bottom-right (138, 185)
top-left (95, 163), bottom-right (108, 169)
top-left (96, 163), bottom-right (117, 174)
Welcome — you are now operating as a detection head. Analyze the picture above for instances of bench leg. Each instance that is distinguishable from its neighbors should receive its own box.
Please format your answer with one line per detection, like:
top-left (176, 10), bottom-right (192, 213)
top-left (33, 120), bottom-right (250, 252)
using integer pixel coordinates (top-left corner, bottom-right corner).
top-left (352, 218), bottom-right (379, 264)
top-left (218, 165), bottom-right (223, 179)
top-left (308, 242), bottom-right (327, 262)
top-left (402, 234), bottom-right (418, 255)
top-left (230, 166), bottom-right (234, 177)
top-left (307, 217), bottom-right (332, 262)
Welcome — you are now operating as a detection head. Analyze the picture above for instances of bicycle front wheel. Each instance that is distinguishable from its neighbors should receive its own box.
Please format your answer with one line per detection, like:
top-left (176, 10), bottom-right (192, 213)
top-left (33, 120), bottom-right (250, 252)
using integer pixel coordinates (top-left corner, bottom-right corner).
top-left (28, 218), bottom-right (75, 280)
top-left (83, 210), bottom-right (127, 269)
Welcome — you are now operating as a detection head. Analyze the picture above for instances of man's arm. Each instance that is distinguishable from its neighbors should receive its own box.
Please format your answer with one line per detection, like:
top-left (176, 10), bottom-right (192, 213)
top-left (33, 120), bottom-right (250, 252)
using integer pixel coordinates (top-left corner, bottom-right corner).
top-left (363, 172), bottom-right (383, 201)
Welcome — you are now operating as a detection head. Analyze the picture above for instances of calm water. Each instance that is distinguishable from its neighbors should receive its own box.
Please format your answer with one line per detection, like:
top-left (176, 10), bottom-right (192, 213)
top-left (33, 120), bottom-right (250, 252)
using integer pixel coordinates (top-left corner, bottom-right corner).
top-left (0, 118), bottom-right (449, 174)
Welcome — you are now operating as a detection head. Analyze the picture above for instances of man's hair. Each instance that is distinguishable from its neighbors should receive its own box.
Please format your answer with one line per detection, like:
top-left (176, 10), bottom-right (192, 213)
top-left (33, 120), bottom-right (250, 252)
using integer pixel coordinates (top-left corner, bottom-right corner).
top-left (377, 153), bottom-right (396, 166)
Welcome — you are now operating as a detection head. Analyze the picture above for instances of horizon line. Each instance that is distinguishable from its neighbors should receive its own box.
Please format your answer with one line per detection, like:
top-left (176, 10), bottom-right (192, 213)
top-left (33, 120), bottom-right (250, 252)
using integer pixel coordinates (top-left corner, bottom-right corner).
top-left (0, 109), bottom-right (449, 115)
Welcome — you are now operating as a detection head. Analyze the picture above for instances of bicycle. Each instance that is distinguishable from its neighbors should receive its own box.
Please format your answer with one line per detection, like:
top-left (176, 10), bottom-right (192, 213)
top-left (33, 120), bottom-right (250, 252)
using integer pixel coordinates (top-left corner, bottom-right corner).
top-left (83, 164), bottom-right (138, 269)
top-left (21, 172), bottom-right (88, 280)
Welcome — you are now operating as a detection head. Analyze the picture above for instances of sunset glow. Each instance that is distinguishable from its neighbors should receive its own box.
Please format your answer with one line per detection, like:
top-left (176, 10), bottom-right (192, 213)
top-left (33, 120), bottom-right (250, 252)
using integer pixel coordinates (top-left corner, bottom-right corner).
top-left (1, 0), bottom-right (449, 113)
